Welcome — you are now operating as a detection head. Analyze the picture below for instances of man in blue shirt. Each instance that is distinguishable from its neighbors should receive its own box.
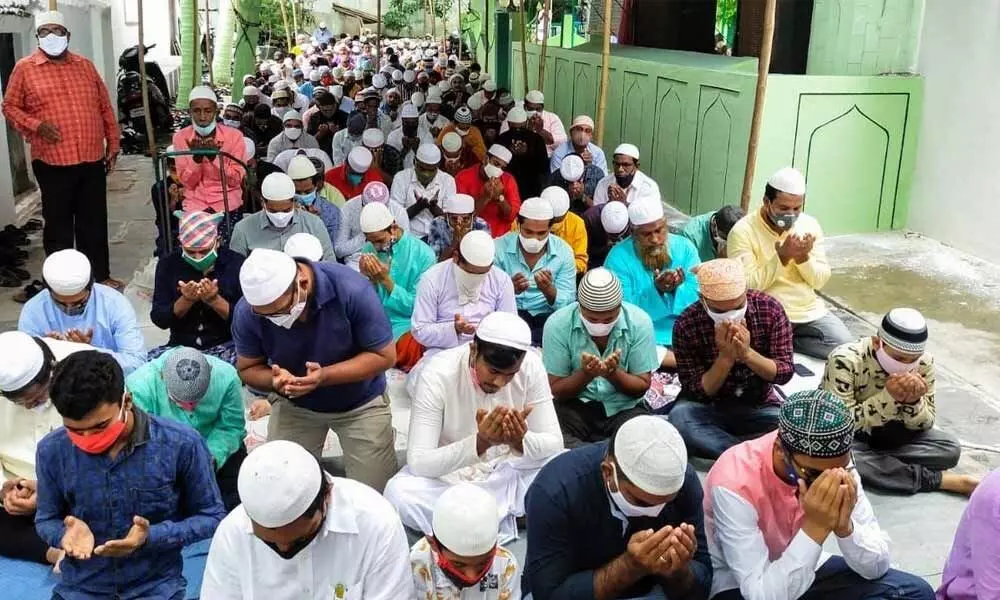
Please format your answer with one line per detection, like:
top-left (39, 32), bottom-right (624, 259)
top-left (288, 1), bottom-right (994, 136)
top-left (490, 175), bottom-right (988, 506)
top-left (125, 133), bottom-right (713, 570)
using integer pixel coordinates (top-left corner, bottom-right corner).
top-left (523, 415), bottom-right (712, 600)
top-left (35, 350), bottom-right (225, 600)
top-left (232, 248), bottom-right (399, 492)
top-left (549, 115), bottom-right (609, 177)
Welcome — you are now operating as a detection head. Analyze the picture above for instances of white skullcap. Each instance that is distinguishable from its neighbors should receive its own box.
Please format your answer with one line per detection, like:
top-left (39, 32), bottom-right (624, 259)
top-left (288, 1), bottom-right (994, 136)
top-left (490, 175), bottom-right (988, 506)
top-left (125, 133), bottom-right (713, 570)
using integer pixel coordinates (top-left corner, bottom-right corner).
top-left (348, 146), bottom-right (373, 172)
top-left (447, 193), bottom-right (475, 214)
top-left (363, 128), bottom-right (385, 147)
top-left (442, 132), bottom-right (462, 153)
top-left (261, 172), bottom-right (296, 201)
top-left (36, 10), bottom-right (66, 30)
top-left (614, 143), bottom-right (640, 160)
top-left (541, 186), bottom-right (570, 218)
top-left (360, 202), bottom-right (395, 233)
top-left (238, 440), bottom-right (322, 528)
top-left (488, 144), bottom-right (512, 164)
top-left (331, 84), bottom-right (344, 100)
top-left (432, 484), bottom-right (499, 556)
top-left (571, 115), bottom-right (595, 130)
top-left (385, 88), bottom-right (400, 99)
top-left (282, 110), bottom-right (302, 124)
top-left (768, 166), bottom-right (806, 196)
top-left (614, 415), bottom-right (687, 496)
top-left (273, 80), bottom-right (290, 91)
top-left (459, 230), bottom-right (495, 267)
top-left (0, 331), bottom-right (45, 393)
top-left (283, 232), bottom-right (323, 262)
top-left (243, 85), bottom-right (260, 97)
top-left (519, 196), bottom-right (554, 221)
top-left (476, 312), bottom-right (532, 351)
top-left (286, 155), bottom-right (317, 180)
top-left (391, 70), bottom-right (403, 82)
top-left (483, 79), bottom-right (497, 92)
top-left (628, 197), bottom-right (664, 226)
top-left (43, 249), bottom-right (91, 295)
top-left (410, 91), bottom-right (425, 108)
top-left (188, 85), bottom-right (217, 105)
top-left (416, 143), bottom-right (441, 164)
top-left (437, 81), bottom-right (452, 95)
top-left (401, 103), bottom-right (420, 119)
top-left (243, 137), bottom-right (255, 161)
top-left (426, 89), bottom-right (443, 104)
top-left (506, 106), bottom-right (527, 124)
top-left (403, 69), bottom-right (416, 83)
top-left (309, 70), bottom-right (321, 82)
top-left (525, 90), bottom-right (544, 104)
top-left (601, 202), bottom-right (630, 235)
top-left (372, 74), bottom-right (387, 89)
top-left (560, 154), bottom-right (585, 182)
top-left (239, 248), bottom-right (298, 306)
top-left (467, 94), bottom-right (483, 111)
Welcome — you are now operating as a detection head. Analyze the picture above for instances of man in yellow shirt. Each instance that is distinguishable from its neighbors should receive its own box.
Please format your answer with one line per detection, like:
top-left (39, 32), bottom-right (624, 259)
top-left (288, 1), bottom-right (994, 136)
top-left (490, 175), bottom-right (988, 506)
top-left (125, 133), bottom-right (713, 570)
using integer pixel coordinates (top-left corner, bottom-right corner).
top-left (727, 167), bottom-right (851, 358)
top-left (542, 185), bottom-right (588, 275)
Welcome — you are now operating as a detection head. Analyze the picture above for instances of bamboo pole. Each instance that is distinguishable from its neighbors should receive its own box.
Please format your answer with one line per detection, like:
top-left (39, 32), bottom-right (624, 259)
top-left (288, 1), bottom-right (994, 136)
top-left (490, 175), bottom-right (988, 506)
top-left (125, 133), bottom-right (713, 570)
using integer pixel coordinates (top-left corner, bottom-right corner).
top-left (204, 0), bottom-right (214, 86)
top-left (537, 0), bottom-right (552, 91)
top-left (192, 0), bottom-right (201, 90)
top-left (518, 4), bottom-right (528, 95)
top-left (278, 0), bottom-right (293, 52)
top-left (456, 0), bottom-right (463, 64)
top-left (136, 0), bottom-right (158, 158)
top-left (376, 0), bottom-right (382, 62)
top-left (291, 0), bottom-right (299, 36)
top-left (595, 0), bottom-right (613, 145)
top-left (429, 0), bottom-right (437, 38)
top-left (48, 0), bottom-right (56, 9)
top-left (739, 0), bottom-right (777, 211)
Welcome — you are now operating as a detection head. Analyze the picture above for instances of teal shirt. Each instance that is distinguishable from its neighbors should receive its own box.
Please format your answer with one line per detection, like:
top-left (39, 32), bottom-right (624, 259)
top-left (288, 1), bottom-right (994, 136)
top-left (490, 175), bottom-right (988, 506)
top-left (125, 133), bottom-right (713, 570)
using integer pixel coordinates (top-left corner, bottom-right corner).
top-left (680, 212), bottom-right (718, 262)
top-left (361, 232), bottom-right (437, 341)
top-left (126, 351), bottom-right (246, 469)
top-left (542, 302), bottom-right (659, 416)
top-left (604, 235), bottom-right (701, 347)
top-left (494, 232), bottom-right (577, 316)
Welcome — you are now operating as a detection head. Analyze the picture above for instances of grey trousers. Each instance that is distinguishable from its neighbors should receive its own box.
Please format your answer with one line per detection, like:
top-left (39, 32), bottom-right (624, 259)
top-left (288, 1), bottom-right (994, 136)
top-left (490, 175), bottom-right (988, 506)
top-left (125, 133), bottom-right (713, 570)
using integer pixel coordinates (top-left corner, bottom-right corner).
top-left (853, 423), bottom-right (961, 494)
top-left (792, 312), bottom-right (853, 359)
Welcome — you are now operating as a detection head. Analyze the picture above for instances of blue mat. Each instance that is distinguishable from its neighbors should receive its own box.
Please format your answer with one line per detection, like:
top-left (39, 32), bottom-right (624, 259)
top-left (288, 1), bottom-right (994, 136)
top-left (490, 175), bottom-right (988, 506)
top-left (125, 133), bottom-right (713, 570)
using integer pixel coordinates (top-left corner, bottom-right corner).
top-left (0, 539), bottom-right (211, 600)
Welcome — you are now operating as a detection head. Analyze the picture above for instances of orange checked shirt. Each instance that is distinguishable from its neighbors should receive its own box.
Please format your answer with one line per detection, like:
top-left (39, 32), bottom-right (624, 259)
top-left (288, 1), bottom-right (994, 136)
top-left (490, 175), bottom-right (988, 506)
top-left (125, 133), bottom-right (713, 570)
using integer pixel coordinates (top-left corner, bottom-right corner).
top-left (2, 50), bottom-right (120, 166)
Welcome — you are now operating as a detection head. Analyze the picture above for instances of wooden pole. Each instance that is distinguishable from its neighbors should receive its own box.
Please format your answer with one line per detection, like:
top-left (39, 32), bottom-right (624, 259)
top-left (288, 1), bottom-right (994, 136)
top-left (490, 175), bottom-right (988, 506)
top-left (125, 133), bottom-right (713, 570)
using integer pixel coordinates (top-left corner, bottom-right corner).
top-left (429, 0), bottom-right (437, 38)
top-left (518, 5), bottom-right (528, 95)
top-left (376, 0), bottom-right (382, 63)
top-left (484, 6), bottom-right (490, 72)
top-left (456, 0), bottom-right (463, 64)
top-left (595, 0), bottom-right (613, 145)
top-left (739, 0), bottom-right (777, 211)
top-left (537, 0), bottom-right (552, 91)
top-left (204, 0), bottom-right (214, 86)
top-left (136, 0), bottom-right (158, 158)
top-left (192, 0), bottom-right (201, 90)
top-left (278, 0), bottom-right (293, 52)
top-left (291, 0), bottom-right (299, 36)
top-left (48, 0), bottom-right (57, 9)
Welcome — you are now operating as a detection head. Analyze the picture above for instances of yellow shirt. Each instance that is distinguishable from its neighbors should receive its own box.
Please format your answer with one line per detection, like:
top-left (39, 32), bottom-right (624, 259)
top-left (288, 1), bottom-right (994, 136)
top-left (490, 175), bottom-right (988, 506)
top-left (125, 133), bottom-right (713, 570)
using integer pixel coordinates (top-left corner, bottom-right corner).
top-left (511, 212), bottom-right (589, 273)
top-left (727, 209), bottom-right (831, 323)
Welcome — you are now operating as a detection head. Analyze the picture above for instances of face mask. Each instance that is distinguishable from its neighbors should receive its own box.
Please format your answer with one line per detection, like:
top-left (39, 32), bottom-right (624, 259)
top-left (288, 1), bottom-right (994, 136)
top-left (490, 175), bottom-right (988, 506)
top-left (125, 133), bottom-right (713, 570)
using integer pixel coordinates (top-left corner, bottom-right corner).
top-left (483, 163), bottom-right (502, 179)
top-left (38, 33), bottom-right (68, 57)
top-left (608, 463), bottom-right (665, 518)
top-left (876, 346), bottom-right (920, 375)
top-left (222, 118), bottom-right (241, 128)
top-left (571, 131), bottom-right (591, 147)
top-left (425, 112), bottom-right (439, 123)
top-left (31, 400), bottom-right (52, 414)
top-left (432, 538), bottom-right (497, 589)
top-left (519, 233), bottom-right (548, 254)
top-left (56, 296), bottom-right (88, 317)
top-left (285, 127), bottom-right (303, 141)
top-left (703, 301), bottom-right (747, 325)
top-left (295, 191), bottom-right (317, 206)
top-left (193, 120), bottom-right (217, 137)
top-left (582, 315), bottom-right (618, 337)
top-left (263, 510), bottom-right (325, 560)
top-left (265, 209), bottom-right (295, 229)
top-left (266, 286), bottom-right (307, 329)
top-left (455, 128), bottom-right (470, 137)
top-left (454, 262), bottom-right (487, 305)
top-left (615, 173), bottom-right (635, 188)
top-left (769, 206), bottom-right (799, 231)
top-left (347, 171), bottom-right (363, 186)
top-left (67, 400), bottom-right (127, 455)
top-left (182, 249), bottom-right (218, 272)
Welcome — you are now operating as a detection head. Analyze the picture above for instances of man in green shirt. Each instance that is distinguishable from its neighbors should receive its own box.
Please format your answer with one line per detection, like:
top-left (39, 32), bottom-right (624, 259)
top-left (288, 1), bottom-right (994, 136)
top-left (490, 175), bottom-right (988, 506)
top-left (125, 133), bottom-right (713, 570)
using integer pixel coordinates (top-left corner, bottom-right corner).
top-left (679, 205), bottom-right (744, 262)
top-left (542, 268), bottom-right (659, 448)
top-left (127, 347), bottom-right (246, 510)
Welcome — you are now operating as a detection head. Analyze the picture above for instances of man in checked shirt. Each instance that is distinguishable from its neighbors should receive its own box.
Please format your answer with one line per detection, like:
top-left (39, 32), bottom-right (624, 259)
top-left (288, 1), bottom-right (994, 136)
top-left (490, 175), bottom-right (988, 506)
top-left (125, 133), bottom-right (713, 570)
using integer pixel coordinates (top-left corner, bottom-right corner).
top-left (670, 258), bottom-right (794, 459)
top-left (2, 11), bottom-right (123, 289)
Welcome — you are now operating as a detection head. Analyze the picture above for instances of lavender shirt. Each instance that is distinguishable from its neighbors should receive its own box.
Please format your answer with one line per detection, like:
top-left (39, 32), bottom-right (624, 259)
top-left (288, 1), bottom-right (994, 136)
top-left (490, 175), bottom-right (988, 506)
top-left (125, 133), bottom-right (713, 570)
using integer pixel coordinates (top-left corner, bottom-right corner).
top-left (938, 469), bottom-right (1000, 600)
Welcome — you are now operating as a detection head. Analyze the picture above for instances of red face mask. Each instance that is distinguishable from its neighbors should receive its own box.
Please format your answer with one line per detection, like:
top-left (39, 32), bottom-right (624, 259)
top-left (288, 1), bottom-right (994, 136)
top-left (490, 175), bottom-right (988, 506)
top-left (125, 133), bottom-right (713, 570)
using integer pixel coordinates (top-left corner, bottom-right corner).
top-left (432, 538), bottom-right (496, 589)
top-left (67, 401), bottom-right (128, 455)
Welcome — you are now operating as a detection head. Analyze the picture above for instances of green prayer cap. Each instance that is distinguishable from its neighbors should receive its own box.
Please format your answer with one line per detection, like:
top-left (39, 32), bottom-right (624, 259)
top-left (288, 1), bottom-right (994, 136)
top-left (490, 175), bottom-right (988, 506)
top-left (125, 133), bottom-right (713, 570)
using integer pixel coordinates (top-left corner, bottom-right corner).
top-left (778, 390), bottom-right (854, 458)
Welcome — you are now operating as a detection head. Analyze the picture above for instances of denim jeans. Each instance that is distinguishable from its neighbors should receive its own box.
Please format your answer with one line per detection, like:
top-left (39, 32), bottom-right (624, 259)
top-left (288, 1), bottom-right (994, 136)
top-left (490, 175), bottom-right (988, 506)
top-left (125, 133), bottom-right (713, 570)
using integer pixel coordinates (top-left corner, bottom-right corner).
top-left (792, 312), bottom-right (853, 359)
top-left (668, 400), bottom-right (781, 459)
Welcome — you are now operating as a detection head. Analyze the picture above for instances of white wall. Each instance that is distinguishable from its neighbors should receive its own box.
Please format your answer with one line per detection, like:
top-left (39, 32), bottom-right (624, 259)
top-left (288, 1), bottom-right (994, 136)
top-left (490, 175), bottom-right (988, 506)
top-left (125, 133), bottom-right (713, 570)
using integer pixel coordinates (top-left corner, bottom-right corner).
top-left (111, 0), bottom-right (175, 61)
top-left (908, 0), bottom-right (1000, 263)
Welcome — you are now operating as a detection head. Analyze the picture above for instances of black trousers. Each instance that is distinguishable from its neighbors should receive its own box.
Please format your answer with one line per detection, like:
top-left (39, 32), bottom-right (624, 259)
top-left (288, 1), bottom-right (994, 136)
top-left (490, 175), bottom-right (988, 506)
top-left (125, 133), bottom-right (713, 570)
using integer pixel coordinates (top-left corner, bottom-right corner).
top-left (555, 396), bottom-right (651, 449)
top-left (0, 507), bottom-right (50, 564)
top-left (33, 160), bottom-right (111, 281)
top-left (517, 309), bottom-right (551, 347)
top-left (217, 444), bottom-right (248, 512)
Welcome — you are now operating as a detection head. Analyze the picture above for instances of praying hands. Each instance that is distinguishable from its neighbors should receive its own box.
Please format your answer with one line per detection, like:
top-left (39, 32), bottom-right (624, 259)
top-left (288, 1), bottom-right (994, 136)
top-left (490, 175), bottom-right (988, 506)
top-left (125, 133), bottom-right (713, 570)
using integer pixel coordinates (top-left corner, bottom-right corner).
top-left (886, 372), bottom-right (927, 404)
top-left (715, 321), bottom-right (750, 361)
top-left (359, 254), bottom-right (393, 291)
top-left (475, 405), bottom-right (534, 452)
top-left (776, 233), bottom-right (815, 265)
top-left (800, 468), bottom-right (857, 543)
top-left (654, 267), bottom-right (685, 294)
top-left (625, 523), bottom-right (698, 578)
top-left (581, 350), bottom-right (622, 379)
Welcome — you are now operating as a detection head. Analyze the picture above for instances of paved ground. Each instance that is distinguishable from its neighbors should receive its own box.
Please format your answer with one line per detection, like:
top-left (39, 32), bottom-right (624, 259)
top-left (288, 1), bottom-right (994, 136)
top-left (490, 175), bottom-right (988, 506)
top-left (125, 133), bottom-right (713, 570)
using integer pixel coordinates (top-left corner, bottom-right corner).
top-left (4, 155), bottom-right (998, 587)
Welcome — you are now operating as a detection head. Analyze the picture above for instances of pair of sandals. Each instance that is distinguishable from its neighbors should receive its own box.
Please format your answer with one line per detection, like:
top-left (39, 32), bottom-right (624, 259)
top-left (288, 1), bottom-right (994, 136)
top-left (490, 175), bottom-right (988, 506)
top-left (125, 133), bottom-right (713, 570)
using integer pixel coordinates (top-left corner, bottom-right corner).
top-left (3, 221), bottom-right (40, 292)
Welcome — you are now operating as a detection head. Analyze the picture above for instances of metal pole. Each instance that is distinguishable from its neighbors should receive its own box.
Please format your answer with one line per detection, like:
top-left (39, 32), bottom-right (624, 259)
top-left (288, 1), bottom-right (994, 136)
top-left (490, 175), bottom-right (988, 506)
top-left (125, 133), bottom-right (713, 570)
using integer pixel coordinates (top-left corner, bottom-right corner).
top-left (137, 0), bottom-right (158, 159)
top-left (595, 0), bottom-right (613, 145)
top-left (518, 6), bottom-right (528, 95)
top-left (739, 0), bottom-right (777, 211)
top-left (537, 0), bottom-right (552, 91)
top-left (204, 0), bottom-right (215, 86)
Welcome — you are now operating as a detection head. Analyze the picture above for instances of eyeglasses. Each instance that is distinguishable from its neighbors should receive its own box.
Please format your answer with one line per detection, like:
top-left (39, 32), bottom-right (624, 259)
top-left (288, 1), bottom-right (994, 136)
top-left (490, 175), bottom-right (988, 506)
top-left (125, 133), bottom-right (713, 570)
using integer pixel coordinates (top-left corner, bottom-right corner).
top-left (783, 444), bottom-right (855, 486)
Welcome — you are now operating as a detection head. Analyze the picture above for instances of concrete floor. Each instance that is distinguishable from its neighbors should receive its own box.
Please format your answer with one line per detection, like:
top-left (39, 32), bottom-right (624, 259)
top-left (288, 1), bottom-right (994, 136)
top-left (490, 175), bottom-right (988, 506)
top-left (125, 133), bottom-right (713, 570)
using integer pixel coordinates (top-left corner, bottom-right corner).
top-left (3, 156), bottom-right (997, 587)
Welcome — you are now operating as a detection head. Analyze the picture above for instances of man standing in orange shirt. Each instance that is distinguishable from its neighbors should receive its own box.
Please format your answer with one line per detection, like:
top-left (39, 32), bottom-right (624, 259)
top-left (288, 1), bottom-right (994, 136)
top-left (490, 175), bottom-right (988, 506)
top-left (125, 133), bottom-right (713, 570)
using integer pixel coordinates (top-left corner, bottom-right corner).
top-left (3, 11), bottom-right (122, 288)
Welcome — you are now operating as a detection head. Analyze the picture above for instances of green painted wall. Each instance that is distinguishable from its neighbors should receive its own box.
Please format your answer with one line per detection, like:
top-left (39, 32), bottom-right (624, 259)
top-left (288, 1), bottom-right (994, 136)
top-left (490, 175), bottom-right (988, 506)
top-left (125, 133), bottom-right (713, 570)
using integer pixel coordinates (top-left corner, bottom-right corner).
top-left (807, 0), bottom-right (924, 76)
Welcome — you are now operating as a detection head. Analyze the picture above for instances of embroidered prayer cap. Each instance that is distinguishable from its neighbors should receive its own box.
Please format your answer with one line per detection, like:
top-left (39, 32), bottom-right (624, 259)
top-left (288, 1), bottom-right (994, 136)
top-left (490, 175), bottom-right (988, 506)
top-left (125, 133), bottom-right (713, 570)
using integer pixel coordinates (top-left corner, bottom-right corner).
top-left (578, 268), bottom-right (623, 312)
top-left (362, 181), bottom-right (390, 205)
top-left (176, 211), bottom-right (224, 251)
top-left (601, 202), bottom-right (629, 235)
top-left (238, 440), bottom-right (323, 528)
top-left (372, 73), bottom-right (388, 89)
top-left (426, 88), bottom-right (443, 104)
top-left (767, 167), bottom-right (806, 196)
top-left (391, 70), bottom-right (403, 82)
top-left (239, 248), bottom-right (297, 306)
top-left (441, 132), bottom-right (462, 153)
top-left (0, 331), bottom-right (45, 393)
top-left (360, 202), bottom-right (395, 233)
top-left (401, 103), bottom-right (420, 119)
top-left (284, 232), bottom-right (323, 262)
top-left (403, 69), bottom-right (416, 83)
top-left (348, 146), bottom-right (373, 172)
top-left (476, 312), bottom-right (532, 351)
top-left (525, 90), bottom-right (544, 104)
top-left (519, 196), bottom-right (554, 221)
top-left (541, 186), bottom-right (570, 218)
top-left (696, 258), bottom-right (747, 301)
top-left (43, 249), bottom-right (91, 296)
top-left (878, 308), bottom-right (928, 354)
top-left (614, 143), bottom-right (640, 160)
top-left (363, 128), bottom-right (385, 148)
top-left (432, 483), bottom-right (499, 557)
top-left (162, 347), bottom-right (212, 406)
top-left (454, 107), bottom-right (473, 124)
top-left (571, 115), bottom-right (595, 131)
top-left (614, 415), bottom-right (688, 496)
top-left (778, 390), bottom-right (854, 458)
top-left (36, 10), bottom-right (66, 30)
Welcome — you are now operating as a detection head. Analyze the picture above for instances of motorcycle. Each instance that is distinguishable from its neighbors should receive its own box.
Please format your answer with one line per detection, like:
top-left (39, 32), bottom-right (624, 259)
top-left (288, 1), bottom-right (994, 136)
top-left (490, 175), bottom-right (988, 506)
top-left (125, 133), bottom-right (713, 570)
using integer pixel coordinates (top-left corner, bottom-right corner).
top-left (117, 44), bottom-right (173, 138)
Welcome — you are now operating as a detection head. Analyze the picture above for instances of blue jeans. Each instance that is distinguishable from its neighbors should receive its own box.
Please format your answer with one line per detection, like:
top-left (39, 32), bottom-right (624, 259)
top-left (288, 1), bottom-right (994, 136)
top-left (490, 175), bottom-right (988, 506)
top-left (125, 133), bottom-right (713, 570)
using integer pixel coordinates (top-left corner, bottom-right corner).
top-left (792, 312), bottom-right (853, 359)
top-left (713, 556), bottom-right (935, 600)
top-left (668, 400), bottom-right (780, 459)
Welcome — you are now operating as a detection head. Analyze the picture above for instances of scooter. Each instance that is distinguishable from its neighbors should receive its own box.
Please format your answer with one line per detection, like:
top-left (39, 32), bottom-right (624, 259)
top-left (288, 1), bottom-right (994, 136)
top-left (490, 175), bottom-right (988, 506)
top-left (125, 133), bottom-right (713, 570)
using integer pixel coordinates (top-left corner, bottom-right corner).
top-left (117, 43), bottom-right (173, 137)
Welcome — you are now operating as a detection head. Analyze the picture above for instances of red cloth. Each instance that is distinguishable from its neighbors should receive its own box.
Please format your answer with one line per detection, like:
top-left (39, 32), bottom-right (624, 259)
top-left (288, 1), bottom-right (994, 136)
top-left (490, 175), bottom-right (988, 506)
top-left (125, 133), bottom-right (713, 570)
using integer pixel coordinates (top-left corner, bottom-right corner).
top-left (324, 164), bottom-right (385, 200)
top-left (454, 165), bottom-right (522, 238)
top-left (2, 50), bottom-right (120, 166)
top-left (394, 331), bottom-right (425, 372)
top-left (618, 0), bottom-right (635, 45)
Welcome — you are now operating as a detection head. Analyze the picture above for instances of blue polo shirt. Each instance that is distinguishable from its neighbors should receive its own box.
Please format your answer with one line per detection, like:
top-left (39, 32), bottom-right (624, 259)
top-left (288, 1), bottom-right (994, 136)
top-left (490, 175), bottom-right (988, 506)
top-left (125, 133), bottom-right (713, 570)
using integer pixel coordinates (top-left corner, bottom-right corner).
top-left (232, 260), bottom-right (393, 413)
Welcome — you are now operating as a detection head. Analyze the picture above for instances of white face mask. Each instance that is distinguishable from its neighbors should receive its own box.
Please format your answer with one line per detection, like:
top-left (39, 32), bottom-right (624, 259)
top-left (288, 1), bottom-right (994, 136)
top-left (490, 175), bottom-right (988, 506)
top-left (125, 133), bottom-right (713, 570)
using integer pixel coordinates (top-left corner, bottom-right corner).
top-left (39, 33), bottom-right (68, 57)
top-left (519, 233), bottom-right (548, 254)
top-left (608, 463), bottom-right (665, 519)
top-left (223, 118), bottom-right (242, 128)
top-left (455, 127), bottom-right (470, 137)
top-left (265, 208), bottom-right (295, 229)
top-left (285, 126), bottom-right (303, 141)
top-left (703, 301), bottom-right (747, 325)
top-left (876, 346), bottom-right (921, 375)
top-left (266, 286), bottom-right (306, 329)
top-left (582, 314), bottom-right (618, 338)
top-left (453, 262), bottom-right (487, 306)
top-left (483, 163), bottom-right (503, 179)
top-left (31, 400), bottom-right (52, 414)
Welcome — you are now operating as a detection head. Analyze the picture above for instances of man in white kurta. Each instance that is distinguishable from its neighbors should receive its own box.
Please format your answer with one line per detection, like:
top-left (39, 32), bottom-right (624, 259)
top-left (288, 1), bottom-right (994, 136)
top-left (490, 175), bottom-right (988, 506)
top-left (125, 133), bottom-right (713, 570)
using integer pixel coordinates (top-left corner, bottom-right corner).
top-left (389, 143), bottom-right (457, 241)
top-left (384, 312), bottom-right (564, 543)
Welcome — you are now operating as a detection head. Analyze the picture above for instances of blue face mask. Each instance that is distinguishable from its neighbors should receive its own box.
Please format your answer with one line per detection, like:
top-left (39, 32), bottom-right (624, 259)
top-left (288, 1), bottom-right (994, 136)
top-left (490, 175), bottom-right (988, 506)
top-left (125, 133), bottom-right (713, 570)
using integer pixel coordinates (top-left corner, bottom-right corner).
top-left (295, 191), bottom-right (317, 206)
top-left (193, 120), bottom-right (217, 137)
top-left (347, 172), bottom-right (363, 186)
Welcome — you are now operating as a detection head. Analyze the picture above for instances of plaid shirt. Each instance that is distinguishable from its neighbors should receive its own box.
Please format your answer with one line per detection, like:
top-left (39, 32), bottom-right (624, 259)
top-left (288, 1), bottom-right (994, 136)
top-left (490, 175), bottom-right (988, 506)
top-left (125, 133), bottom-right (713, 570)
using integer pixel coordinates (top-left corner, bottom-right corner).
top-left (2, 50), bottom-right (119, 166)
top-left (673, 289), bottom-right (794, 405)
top-left (425, 214), bottom-right (491, 259)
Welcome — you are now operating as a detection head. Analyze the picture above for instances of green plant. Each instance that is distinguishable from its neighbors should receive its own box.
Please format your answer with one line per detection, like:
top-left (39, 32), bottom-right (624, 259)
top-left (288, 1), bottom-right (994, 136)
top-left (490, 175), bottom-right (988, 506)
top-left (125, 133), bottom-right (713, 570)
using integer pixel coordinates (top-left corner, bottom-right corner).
top-left (383, 0), bottom-right (457, 36)
top-left (257, 0), bottom-right (314, 40)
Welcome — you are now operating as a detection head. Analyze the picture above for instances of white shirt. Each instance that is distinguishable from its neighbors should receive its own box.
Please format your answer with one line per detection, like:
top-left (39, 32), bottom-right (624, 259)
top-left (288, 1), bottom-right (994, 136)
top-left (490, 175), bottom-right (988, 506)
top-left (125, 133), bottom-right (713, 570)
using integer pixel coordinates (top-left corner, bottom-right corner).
top-left (592, 170), bottom-right (661, 206)
top-left (386, 127), bottom-right (434, 171)
top-left (390, 168), bottom-right (457, 239)
top-left (406, 344), bottom-right (564, 483)
top-left (707, 471), bottom-right (892, 600)
top-left (418, 112), bottom-right (452, 138)
top-left (201, 477), bottom-right (414, 600)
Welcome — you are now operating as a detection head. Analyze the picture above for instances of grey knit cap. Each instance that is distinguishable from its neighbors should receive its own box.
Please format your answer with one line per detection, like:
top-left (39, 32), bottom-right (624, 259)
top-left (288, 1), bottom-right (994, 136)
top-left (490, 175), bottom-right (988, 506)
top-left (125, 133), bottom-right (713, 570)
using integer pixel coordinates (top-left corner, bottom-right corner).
top-left (162, 348), bottom-right (212, 405)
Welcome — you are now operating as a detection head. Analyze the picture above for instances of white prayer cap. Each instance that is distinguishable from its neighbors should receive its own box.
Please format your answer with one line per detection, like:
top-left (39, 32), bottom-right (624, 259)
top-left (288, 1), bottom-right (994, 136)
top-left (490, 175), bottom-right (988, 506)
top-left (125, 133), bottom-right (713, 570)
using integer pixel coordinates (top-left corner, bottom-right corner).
top-left (441, 132), bottom-right (462, 153)
top-left (571, 115), bottom-right (595, 131)
top-left (243, 137), bottom-right (255, 161)
top-left (525, 90), bottom-right (544, 104)
top-left (403, 69), bottom-right (416, 83)
top-left (348, 146), bottom-right (373, 172)
top-left (614, 143), bottom-right (640, 160)
top-left (509, 105), bottom-right (531, 125)
top-left (261, 172), bottom-right (295, 201)
top-left (401, 103), bottom-right (420, 119)
top-left (483, 79), bottom-right (497, 92)
top-left (416, 143), bottom-right (441, 165)
top-left (0, 331), bottom-right (44, 393)
top-left (360, 202), bottom-right (395, 233)
top-left (283, 232), bottom-right (323, 262)
top-left (476, 312), bottom-right (532, 351)
top-left (243, 85), bottom-right (260, 97)
top-left (628, 196), bottom-right (664, 226)
top-left (238, 440), bottom-right (322, 528)
top-left (42, 249), bottom-right (91, 295)
top-left (488, 144), bottom-right (512, 164)
top-left (559, 154), bottom-right (585, 182)
top-left (391, 70), bottom-right (403, 82)
top-left (432, 484), bottom-right (499, 556)
top-left (363, 128), bottom-right (385, 148)
top-left (188, 85), bottom-right (217, 105)
top-left (410, 91), bottom-right (425, 108)
top-left (271, 88), bottom-right (290, 100)
top-left (601, 202), bottom-right (630, 235)
top-left (282, 110), bottom-right (302, 124)
top-left (459, 230), bottom-right (495, 267)
top-left (767, 166), bottom-right (806, 196)
top-left (286, 155), bottom-right (317, 180)
top-left (541, 186), bottom-right (570, 218)
top-left (372, 74), bottom-right (388, 89)
top-left (614, 415), bottom-right (687, 496)
top-left (36, 10), bottom-right (66, 30)
top-left (385, 87), bottom-right (400, 99)
top-left (467, 94), bottom-right (484, 111)
top-left (309, 70), bottom-right (321, 82)
top-left (273, 80), bottom-right (290, 91)
top-left (447, 193), bottom-right (476, 214)
top-left (330, 84), bottom-right (344, 100)
top-left (239, 248), bottom-right (297, 307)
top-left (519, 196), bottom-right (554, 221)
top-left (426, 89), bottom-right (443, 104)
